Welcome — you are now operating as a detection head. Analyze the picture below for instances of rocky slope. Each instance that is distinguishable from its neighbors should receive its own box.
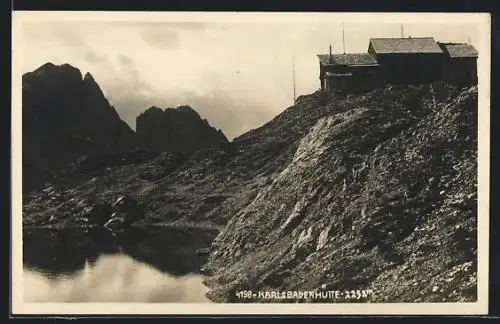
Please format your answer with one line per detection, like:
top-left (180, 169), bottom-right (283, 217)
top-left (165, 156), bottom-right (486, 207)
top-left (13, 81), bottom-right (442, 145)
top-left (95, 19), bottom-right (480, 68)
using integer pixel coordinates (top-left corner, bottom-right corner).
top-left (22, 80), bottom-right (478, 303)
top-left (204, 83), bottom-right (478, 303)
top-left (136, 106), bottom-right (228, 153)
top-left (22, 63), bottom-right (228, 196)
top-left (22, 63), bottom-right (141, 194)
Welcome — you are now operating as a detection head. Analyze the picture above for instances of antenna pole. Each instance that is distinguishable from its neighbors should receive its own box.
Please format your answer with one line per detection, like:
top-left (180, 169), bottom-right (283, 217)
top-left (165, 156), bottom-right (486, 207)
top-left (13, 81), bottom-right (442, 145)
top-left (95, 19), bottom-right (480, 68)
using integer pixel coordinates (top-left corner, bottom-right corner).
top-left (342, 23), bottom-right (346, 54)
top-left (292, 56), bottom-right (296, 103)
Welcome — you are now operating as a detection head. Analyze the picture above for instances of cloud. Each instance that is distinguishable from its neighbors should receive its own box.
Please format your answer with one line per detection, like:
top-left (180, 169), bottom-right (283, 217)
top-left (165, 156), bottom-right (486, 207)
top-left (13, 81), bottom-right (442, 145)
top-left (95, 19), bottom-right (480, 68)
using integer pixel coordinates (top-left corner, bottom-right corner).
top-left (116, 54), bottom-right (146, 89)
top-left (52, 27), bottom-right (88, 48)
top-left (20, 20), bottom-right (479, 141)
top-left (83, 50), bottom-right (109, 65)
top-left (105, 84), bottom-right (276, 140)
top-left (137, 21), bottom-right (210, 31)
top-left (141, 29), bottom-right (180, 49)
top-left (140, 22), bottom-right (215, 49)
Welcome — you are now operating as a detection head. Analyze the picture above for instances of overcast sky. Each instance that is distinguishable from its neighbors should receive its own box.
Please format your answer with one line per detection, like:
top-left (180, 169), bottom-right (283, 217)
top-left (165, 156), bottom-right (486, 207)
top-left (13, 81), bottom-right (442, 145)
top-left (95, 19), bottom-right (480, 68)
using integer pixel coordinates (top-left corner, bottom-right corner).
top-left (19, 14), bottom-right (480, 139)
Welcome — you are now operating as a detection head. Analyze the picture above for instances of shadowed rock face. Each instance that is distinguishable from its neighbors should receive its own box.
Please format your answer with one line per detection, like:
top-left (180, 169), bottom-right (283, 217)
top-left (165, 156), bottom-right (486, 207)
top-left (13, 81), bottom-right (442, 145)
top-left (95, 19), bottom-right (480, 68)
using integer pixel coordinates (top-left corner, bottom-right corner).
top-left (136, 105), bottom-right (228, 153)
top-left (22, 63), bottom-right (141, 194)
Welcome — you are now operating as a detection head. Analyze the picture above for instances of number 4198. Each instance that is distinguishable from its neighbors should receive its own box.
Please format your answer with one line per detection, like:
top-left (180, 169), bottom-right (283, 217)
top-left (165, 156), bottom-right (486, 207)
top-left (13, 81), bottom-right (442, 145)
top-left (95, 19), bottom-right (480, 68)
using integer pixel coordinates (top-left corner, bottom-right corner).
top-left (235, 290), bottom-right (253, 299)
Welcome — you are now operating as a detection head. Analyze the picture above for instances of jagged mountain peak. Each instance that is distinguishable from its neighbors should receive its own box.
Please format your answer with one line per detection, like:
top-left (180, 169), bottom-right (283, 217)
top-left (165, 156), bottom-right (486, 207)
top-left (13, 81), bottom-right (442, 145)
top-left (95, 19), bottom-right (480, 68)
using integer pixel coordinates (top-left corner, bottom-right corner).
top-left (83, 72), bottom-right (96, 82)
top-left (26, 62), bottom-right (83, 82)
top-left (140, 106), bottom-right (164, 115)
top-left (22, 62), bottom-right (141, 194)
top-left (34, 62), bottom-right (56, 71)
top-left (136, 104), bottom-right (228, 153)
top-left (171, 105), bottom-right (198, 113)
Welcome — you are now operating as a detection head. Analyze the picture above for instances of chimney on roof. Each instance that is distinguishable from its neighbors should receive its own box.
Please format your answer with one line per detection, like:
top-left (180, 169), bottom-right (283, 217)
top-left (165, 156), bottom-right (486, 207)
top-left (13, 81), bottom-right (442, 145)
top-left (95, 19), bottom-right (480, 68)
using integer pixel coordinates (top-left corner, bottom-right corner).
top-left (329, 44), bottom-right (332, 63)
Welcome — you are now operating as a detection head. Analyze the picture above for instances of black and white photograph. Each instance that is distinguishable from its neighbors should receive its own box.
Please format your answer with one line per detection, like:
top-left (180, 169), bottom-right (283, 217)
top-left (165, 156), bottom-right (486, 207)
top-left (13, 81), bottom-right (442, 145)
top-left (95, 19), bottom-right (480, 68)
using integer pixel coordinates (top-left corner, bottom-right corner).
top-left (11, 11), bottom-right (490, 315)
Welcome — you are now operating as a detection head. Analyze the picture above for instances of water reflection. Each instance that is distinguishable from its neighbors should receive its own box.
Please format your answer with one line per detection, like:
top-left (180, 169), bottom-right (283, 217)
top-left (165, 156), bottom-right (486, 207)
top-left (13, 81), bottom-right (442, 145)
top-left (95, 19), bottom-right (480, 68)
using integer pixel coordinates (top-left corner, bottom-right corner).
top-left (23, 227), bottom-right (217, 303)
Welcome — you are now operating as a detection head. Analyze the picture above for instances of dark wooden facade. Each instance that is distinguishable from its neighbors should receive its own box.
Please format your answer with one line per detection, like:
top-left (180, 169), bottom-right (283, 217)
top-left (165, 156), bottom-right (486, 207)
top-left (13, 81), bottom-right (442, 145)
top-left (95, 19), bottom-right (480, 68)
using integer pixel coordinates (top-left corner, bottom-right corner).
top-left (318, 53), bottom-right (380, 92)
top-left (438, 43), bottom-right (478, 86)
top-left (317, 37), bottom-right (478, 92)
top-left (441, 58), bottom-right (478, 86)
top-left (323, 67), bottom-right (380, 92)
top-left (369, 52), bottom-right (444, 85)
top-left (367, 38), bottom-right (444, 85)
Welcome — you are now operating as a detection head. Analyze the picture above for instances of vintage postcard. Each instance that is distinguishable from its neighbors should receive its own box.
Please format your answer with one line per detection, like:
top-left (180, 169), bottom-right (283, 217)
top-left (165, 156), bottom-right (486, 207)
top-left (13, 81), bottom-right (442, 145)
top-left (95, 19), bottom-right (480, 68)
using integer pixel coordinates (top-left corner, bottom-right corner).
top-left (11, 11), bottom-right (490, 315)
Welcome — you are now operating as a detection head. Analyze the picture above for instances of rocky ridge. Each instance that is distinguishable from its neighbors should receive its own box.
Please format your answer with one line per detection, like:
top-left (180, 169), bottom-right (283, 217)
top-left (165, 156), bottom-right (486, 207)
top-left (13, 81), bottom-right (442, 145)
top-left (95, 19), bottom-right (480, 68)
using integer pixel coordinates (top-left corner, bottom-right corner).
top-left (136, 105), bottom-right (228, 153)
top-left (22, 63), bottom-right (229, 195)
top-left (22, 63), bottom-right (141, 194)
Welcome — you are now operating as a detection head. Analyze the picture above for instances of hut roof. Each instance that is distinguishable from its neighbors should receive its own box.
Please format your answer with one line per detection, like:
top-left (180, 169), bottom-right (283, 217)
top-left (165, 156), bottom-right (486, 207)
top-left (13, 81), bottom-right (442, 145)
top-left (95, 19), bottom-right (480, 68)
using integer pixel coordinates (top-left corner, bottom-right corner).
top-left (439, 43), bottom-right (478, 58)
top-left (369, 37), bottom-right (443, 54)
top-left (317, 53), bottom-right (379, 66)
